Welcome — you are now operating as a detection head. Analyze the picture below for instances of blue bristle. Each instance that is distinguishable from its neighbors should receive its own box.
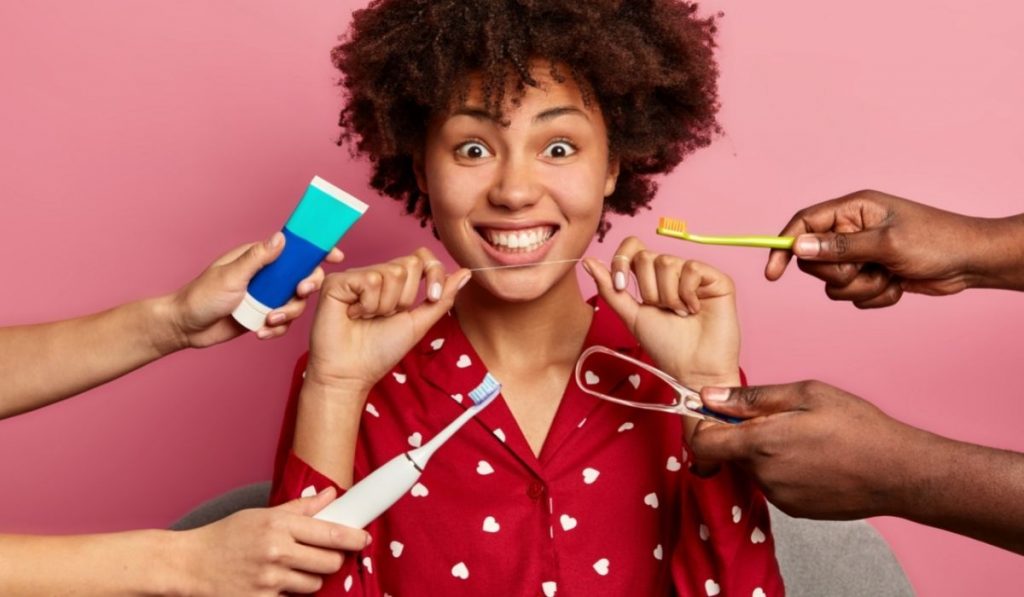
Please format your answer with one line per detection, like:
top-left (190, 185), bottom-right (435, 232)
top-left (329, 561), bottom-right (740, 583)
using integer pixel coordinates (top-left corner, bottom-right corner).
top-left (468, 373), bottom-right (501, 405)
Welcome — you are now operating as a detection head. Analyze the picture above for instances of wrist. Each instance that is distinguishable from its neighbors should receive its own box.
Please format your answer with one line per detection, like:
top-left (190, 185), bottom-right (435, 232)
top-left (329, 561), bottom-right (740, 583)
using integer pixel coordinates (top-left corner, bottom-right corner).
top-left (145, 294), bottom-right (191, 355)
top-left (131, 529), bottom-right (193, 596)
top-left (881, 425), bottom-right (949, 520)
top-left (963, 214), bottom-right (1024, 290)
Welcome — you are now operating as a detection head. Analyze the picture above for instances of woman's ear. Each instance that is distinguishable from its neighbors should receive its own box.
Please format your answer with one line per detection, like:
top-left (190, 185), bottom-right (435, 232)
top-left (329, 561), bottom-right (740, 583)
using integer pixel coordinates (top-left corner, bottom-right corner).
top-left (604, 155), bottom-right (621, 197)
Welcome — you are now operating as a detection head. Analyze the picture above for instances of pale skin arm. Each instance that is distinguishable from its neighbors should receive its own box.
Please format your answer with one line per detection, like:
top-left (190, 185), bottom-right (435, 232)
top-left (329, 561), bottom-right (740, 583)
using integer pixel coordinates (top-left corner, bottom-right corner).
top-left (690, 382), bottom-right (1024, 555)
top-left (0, 488), bottom-right (372, 596)
top-left (0, 233), bottom-right (341, 419)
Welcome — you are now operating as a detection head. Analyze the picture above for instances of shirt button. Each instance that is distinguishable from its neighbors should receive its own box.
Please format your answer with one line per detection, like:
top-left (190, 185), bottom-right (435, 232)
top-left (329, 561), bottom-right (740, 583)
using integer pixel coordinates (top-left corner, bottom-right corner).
top-left (527, 480), bottom-right (545, 500)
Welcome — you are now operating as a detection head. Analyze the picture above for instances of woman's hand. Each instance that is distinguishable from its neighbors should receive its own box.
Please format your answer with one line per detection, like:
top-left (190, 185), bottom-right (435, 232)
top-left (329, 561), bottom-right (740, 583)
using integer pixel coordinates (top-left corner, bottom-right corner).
top-left (169, 232), bottom-right (344, 347)
top-left (582, 236), bottom-right (740, 389)
top-left (304, 248), bottom-right (472, 395)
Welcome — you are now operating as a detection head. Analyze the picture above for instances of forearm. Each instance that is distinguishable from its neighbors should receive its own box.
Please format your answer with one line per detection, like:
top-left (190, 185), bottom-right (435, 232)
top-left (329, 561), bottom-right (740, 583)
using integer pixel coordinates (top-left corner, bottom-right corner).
top-left (969, 213), bottom-right (1024, 292)
top-left (0, 530), bottom-right (192, 596)
top-left (0, 296), bottom-right (184, 419)
top-left (893, 430), bottom-right (1024, 554)
top-left (293, 378), bottom-right (367, 488)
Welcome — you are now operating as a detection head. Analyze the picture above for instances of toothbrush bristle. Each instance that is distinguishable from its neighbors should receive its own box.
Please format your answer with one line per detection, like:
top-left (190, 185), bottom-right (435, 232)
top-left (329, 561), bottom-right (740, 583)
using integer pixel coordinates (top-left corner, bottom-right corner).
top-left (468, 373), bottom-right (501, 405)
top-left (658, 217), bottom-right (687, 233)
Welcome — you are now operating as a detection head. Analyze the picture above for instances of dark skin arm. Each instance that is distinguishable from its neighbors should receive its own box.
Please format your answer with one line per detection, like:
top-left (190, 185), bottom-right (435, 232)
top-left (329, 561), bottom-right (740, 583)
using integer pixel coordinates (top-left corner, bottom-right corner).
top-left (689, 382), bottom-right (1024, 555)
top-left (765, 189), bottom-right (1024, 308)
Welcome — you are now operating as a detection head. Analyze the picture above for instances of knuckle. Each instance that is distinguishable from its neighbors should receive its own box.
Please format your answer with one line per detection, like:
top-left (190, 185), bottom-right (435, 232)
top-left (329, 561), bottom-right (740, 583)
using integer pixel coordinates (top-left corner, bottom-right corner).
top-left (738, 386), bottom-right (763, 409)
top-left (653, 254), bottom-right (676, 269)
top-left (256, 569), bottom-right (280, 590)
top-left (365, 271), bottom-right (383, 289)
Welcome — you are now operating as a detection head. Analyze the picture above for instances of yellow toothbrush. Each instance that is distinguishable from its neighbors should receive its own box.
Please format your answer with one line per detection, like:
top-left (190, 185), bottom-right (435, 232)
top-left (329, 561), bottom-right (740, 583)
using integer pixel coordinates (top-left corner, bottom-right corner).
top-left (656, 216), bottom-right (794, 250)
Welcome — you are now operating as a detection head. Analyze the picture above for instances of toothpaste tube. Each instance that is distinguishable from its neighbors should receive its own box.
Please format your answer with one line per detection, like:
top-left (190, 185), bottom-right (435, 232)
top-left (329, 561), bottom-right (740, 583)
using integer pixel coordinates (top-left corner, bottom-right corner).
top-left (232, 176), bottom-right (368, 331)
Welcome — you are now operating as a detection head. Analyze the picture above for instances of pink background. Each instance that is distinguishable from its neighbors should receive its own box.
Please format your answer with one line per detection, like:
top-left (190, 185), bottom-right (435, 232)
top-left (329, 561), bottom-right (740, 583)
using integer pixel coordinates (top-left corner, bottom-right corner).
top-left (1, 0), bottom-right (1021, 593)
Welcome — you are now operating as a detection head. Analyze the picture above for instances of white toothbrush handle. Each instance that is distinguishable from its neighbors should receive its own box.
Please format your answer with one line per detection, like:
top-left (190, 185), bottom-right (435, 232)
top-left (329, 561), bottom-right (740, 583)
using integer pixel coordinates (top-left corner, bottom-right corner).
top-left (312, 399), bottom-right (494, 528)
top-left (313, 452), bottom-right (421, 529)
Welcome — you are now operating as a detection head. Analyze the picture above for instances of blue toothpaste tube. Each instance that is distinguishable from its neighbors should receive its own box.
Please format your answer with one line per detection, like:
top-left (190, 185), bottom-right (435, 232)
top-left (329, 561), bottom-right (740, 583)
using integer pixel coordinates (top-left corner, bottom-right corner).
top-left (232, 176), bottom-right (368, 331)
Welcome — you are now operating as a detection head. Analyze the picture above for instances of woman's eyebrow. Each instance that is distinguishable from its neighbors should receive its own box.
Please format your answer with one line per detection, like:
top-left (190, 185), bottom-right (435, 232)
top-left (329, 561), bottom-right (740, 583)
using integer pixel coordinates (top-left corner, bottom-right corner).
top-left (533, 106), bottom-right (589, 124)
top-left (452, 106), bottom-right (498, 122)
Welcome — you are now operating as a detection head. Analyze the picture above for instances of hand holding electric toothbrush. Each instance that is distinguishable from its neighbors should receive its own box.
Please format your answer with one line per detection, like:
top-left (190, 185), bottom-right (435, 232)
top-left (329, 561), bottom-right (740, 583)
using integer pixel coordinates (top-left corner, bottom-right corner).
top-left (294, 248), bottom-right (473, 488)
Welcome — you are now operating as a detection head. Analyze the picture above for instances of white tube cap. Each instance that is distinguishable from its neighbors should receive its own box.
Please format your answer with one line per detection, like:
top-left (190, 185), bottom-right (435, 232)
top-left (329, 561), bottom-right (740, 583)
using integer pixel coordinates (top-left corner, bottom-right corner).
top-left (231, 293), bottom-right (272, 331)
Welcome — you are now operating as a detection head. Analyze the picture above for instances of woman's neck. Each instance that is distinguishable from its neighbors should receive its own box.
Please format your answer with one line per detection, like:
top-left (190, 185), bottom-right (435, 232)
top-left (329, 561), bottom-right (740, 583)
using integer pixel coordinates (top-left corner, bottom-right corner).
top-left (453, 272), bottom-right (593, 372)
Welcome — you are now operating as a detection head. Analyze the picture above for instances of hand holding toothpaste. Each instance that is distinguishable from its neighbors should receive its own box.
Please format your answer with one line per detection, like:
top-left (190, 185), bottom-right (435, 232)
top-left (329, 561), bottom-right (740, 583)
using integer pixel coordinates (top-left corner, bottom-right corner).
top-left (169, 233), bottom-right (344, 347)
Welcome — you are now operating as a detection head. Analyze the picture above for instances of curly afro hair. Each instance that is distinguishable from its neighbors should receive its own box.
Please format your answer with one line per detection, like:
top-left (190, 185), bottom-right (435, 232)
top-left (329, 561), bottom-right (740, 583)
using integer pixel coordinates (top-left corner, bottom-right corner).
top-left (333, 0), bottom-right (721, 238)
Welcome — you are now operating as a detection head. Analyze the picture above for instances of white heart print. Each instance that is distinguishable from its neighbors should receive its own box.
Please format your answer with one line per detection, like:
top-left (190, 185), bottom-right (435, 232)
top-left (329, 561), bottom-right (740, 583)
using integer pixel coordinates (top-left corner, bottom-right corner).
top-left (705, 579), bottom-right (721, 596)
top-left (456, 354), bottom-right (471, 368)
top-left (300, 485), bottom-right (317, 498)
top-left (389, 541), bottom-right (404, 558)
top-left (653, 544), bottom-right (663, 560)
top-left (618, 422), bottom-right (634, 432)
top-left (542, 581), bottom-right (558, 596)
top-left (493, 428), bottom-right (506, 442)
top-left (410, 482), bottom-right (429, 497)
top-left (365, 403), bottom-right (380, 418)
top-left (666, 456), bottom-right (682, 471)
top-left (450, 393), bottom-right (463, 403)
top-left (430, 338), bottom-right (444, 350)
top-left (476, 460), bottom-right (494, 475)
top-left (699, 524), bottom-right (710, 541)
top-left (482, 516), bottom-right (500, 533)
top-left (732, 505), bottom-right (742, 523)
top-left (584, 370), bottom-right (600, 385)
top-left (560, 514), bottom-right (578, 531)
top-left (451, 562), bottom-right (469, 580)
top-left (751, 527), bottom-right (766, 544)
top-left (644, 492), bottom-right (659, 509)
top-left (392, 371), bottom-right (407, 384)
top-left (628, 374), bottom-right (641, 389)
top-left (344, 575), bottom-right (353, 591)
top-left (593, 558), bottom-right (610, 576)
top-left (408, 432), bottom-right (422, 448)
top-left (582, 467), bottom-right (600, 485)
top-left (752, 589), bottom-right (766, 597)
top-left (362, 556), bottom-right (373, 574)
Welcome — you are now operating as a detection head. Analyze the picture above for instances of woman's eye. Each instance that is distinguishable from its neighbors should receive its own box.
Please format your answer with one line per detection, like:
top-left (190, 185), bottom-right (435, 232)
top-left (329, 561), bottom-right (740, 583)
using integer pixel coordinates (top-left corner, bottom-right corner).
top-left (542, 141), bottom-right (577, 159)
top-left (455, 142), bottom-right (493, 159)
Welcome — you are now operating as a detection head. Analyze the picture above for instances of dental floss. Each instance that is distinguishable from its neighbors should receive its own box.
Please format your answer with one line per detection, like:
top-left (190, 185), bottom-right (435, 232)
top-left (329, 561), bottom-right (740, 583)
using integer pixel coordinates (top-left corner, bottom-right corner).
top-left (469, 258), bottom-right (582, 272)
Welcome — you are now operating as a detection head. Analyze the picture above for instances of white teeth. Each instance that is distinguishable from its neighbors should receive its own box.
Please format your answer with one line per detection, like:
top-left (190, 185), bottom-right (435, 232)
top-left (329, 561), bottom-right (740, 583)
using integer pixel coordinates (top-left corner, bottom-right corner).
top-left (484, 226), bottom-right (554, 252)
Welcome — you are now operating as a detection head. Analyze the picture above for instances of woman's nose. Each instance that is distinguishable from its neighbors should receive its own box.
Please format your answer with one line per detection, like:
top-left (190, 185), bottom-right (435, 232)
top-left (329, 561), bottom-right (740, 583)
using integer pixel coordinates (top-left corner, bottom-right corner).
top-left (487, 156), bottom-right (542, 211)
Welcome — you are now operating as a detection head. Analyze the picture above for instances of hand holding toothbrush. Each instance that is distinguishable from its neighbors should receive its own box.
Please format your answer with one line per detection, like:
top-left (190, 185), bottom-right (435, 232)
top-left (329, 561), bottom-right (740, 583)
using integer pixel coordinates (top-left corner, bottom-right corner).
top-left (581, 236), bottom-right (741, 391)
top-left (765, 189), bottom-right (1024, 308)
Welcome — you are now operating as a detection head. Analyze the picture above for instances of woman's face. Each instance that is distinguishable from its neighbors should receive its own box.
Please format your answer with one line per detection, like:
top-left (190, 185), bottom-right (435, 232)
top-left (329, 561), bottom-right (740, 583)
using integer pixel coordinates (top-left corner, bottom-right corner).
top-left (417, 63), bottom-right (619, 302)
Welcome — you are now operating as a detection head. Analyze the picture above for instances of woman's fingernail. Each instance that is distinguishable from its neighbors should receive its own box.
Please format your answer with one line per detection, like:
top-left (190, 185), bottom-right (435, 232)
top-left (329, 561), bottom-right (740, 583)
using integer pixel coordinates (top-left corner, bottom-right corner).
top-left (614, 271), bottom-right (626, 291)
top-left (298, 281), bottom-right (314, 295)
top-left (268, 312), bottom-right (286, 325)
top-left (266, 232), bottom-right (283, 249)
top-left (428, 282), bottom-right (442, 301)
top-left (256, 329), bottom-right (272, 339)
top-left (794, 235), bottom-right (821, 257)
top-left (457, 273), bottom-right (472, 290)
top-left (704, 387), bottom-right (731, 402)
top-left (580, 260), bottom-right (593, 276)
top-left (364, 533), bottom-right (373, 547)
